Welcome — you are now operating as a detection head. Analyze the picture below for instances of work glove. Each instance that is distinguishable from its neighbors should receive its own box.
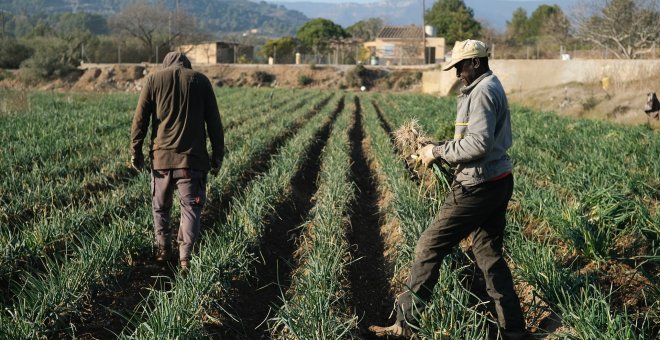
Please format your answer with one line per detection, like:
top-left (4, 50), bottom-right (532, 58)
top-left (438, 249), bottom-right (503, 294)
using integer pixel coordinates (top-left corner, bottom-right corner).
top-left (130, 154), bottom-right (145, 171)
top-left (417, 144), bottom-right (436, 168)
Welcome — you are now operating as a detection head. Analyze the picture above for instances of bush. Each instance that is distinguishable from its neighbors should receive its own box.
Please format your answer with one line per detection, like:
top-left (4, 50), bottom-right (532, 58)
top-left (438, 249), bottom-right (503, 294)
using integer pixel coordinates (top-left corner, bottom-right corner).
top-left (251, 71), bottom-right (275, 85)
top-left (0, 38), bottom-right (33, 69)
top-left (298, 74), bottom-right (313, 86)
top-left (18, 39), bottom-right (77, 84)
top-left (345, 64), bottom-right (368, 88)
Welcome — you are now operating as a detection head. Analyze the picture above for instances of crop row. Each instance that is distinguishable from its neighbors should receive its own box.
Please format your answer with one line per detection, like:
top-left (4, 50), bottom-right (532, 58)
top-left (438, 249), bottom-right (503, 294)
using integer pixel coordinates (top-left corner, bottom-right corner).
top-left (271, 95), bottom-right (357, 338)
top-left (0, 89), bottom-right (324, 293)
top-left (360, 97), bottom-right (493, 338)
top-left (376, 93), bottom-right (657, 338)
top-left (0, 89), bottom-right (333, 337)
top-left (127, 95), bottom-right (344, 338)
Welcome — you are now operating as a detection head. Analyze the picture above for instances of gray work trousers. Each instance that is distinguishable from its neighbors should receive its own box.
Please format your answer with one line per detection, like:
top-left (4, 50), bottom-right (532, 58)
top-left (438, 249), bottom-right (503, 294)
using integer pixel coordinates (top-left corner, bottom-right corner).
top-left (396, 174), bottom-right (525, 332)
top-left (151, 168), bottom-right (207, 261)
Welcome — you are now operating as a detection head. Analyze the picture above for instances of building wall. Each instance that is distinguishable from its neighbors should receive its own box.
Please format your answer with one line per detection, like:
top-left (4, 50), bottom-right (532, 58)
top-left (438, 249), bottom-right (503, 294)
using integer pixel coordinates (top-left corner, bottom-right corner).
top-left (364, 37), bottom-right (445, 65)
top-left (178, 43), bottom-right (218, 65)
top-left (422, 59), bottom-right (660, 96)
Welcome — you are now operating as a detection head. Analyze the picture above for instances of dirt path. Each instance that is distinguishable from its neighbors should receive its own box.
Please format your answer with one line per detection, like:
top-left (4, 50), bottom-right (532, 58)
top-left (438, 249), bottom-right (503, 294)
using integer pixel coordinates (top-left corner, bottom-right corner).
top-left (347, 96), bottom-right (396, 333)
top-left (214, 97), bottom-right (344, 339)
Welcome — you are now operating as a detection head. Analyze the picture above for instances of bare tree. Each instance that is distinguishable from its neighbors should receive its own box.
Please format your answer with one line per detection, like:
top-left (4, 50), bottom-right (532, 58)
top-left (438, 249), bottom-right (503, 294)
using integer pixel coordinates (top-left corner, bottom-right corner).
top-left (109, 0), bottom-right (201, 62)
top-left (574, 0), bottom-right (660, 59)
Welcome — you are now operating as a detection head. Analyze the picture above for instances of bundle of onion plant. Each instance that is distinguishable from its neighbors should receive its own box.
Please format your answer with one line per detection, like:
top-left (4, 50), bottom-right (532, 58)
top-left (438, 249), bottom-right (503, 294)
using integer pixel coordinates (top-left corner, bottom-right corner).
top-left (393, 119), bottom-right (453, 195)
top-left (393, 120), bottom-right (474, 251)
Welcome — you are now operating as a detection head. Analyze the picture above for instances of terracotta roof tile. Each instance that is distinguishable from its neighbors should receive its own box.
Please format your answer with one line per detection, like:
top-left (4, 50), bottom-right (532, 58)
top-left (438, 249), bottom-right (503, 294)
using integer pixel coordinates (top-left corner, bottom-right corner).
top-left (377, 26), bottom-right (426, 39)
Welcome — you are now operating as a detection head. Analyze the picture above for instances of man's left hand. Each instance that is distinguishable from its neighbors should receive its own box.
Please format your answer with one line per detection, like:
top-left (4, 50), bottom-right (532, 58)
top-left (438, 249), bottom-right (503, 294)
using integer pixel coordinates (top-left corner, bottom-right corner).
top-left (130, 155), bottom-right (145, 171)
top-left (417, 144), bottom-right (436, 167)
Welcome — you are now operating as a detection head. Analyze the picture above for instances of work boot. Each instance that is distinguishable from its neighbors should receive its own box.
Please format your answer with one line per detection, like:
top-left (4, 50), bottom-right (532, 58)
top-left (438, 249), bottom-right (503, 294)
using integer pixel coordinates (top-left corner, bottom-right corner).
top-left (155, 247), bottom-right (170, 262)
top-left (368, 323), bottom-right (412, 339)
top-left (180, 259), bottom-right (190, 272)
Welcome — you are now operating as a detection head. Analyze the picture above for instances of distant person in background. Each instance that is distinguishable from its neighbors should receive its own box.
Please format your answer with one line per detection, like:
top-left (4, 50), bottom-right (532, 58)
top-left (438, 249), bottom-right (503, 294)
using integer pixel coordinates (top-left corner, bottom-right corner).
top-left (645, 92), bottom-right (660, 120)
top-left (368, 40), bottom-right (529, 339)
top-left (130, 51), bottom-right (224, 271)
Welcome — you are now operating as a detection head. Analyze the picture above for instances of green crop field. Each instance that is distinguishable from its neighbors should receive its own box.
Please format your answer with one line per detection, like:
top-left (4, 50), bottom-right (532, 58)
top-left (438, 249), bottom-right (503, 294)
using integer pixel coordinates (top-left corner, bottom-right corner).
top-left (0, 88), bottom-right (657, 339)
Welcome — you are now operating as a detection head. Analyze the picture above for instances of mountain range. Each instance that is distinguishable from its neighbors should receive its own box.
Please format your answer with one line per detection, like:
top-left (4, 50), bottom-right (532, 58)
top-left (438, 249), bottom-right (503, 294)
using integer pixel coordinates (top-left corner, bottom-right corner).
top-left (269, 0), bottom-right (577, 32)
top-left (0, 0), bottom-right (576, 37)
top-left (0, 0), bottom-right (308, 36)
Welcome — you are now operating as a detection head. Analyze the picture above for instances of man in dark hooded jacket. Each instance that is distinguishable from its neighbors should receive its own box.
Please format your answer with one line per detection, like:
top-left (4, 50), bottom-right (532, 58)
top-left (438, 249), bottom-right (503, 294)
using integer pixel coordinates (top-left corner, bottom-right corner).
top-left (130, 51), bottom-right (224, 270)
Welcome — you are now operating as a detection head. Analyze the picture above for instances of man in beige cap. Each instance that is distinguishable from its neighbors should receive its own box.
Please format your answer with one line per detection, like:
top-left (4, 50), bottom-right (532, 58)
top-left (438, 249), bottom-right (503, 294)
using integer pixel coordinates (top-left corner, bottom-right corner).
top-left (368, 40), bottom-right (528, 339)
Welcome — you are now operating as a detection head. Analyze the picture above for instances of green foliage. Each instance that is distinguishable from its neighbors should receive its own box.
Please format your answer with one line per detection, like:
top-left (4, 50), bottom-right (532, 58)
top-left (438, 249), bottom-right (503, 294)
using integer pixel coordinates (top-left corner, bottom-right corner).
top-left (54, 12), bottom-right (109, 36)
top-left (344, 64), bottom-right (368, 88)
top-left (346, 17), bottom-right (384, 41)
top-left (297, 74), bottom-right (313, 86)
top-left (251, 70), bottom-right (275, 85)
top-left (261, 36), bottom-right (299, 63)
top-left (506, 8), bottom-right (531, 43)
top-left (297, 18), bottom-right (349, 55)
top-left (506, 5), bottom-right (570, 46)
top-left (18, 37), bottom-right (78, 83)
top-left (0, 38), bottom-right (33, 69)
top-left (424, 0), bottom-right (481, 45)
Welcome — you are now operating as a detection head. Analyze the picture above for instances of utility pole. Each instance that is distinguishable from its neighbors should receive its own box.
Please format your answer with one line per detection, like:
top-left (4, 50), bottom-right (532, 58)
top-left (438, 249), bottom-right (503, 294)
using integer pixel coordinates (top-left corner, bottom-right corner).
top-left (0, 10), bottom-right (5, 38)
top-left (422, 0), bottom-right (427, 64)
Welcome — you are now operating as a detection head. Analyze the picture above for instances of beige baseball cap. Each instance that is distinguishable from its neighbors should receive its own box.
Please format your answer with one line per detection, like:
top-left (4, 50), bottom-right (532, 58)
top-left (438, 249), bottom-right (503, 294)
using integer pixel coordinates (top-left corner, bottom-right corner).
top-left (442, 39), bottom-right (489, 71)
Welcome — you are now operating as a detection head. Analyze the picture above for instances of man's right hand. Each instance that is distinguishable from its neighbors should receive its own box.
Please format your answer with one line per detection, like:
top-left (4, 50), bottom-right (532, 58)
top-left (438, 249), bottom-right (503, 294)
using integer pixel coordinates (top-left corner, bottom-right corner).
top-left (210, 156), bottom-right (223, 176)
top-left (130, 155), bottom-right (144, 171)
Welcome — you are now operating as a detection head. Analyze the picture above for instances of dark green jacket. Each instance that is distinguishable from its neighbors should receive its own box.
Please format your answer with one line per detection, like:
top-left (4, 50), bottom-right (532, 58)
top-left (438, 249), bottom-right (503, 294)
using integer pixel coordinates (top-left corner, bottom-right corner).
top-left (131, 52), bottom-right (224, 171)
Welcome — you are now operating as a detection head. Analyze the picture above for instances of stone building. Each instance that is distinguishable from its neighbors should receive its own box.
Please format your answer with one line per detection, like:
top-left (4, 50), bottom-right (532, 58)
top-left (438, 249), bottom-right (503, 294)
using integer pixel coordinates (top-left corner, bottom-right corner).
top-left (364, 26), bottom-right (445, 65)
top-left (177, 41), bottom-right (254, 64)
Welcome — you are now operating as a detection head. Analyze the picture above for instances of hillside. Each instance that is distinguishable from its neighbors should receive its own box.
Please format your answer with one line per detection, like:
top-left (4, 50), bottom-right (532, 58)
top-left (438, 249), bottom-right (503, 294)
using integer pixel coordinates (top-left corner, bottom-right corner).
top-left (0, 0), bottom-right (309, 36)
top-left (268, 0), bottom-right (574, 31)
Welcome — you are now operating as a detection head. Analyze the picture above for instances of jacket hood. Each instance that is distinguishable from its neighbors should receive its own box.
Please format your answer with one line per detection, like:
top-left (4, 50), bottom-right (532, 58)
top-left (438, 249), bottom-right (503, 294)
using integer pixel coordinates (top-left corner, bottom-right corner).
top-left (162, 52), bottom-right (192, 69)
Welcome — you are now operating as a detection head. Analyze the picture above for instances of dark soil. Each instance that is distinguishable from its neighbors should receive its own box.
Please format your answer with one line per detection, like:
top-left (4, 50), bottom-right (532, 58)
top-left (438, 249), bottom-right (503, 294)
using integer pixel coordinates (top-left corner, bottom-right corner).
top-left (346, 96), bottom-right (396, 333)
top-left (211, 97), bottom-right (344, 339)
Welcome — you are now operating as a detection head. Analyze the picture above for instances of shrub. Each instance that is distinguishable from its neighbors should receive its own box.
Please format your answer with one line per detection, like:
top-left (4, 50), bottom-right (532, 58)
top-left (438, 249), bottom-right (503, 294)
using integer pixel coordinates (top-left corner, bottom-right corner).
top-left (297, 74), bottom-right (313, 86)
top-left (0, 38), bottom-right (33, 69)
top-left (18, 37), bottom-right (78, 84)
top-left (345, 64), bottom-right (368, 88)
top-left (251, 71), bottom-right (275, 85)
top-left (397, 75), bottom-right (415, 89)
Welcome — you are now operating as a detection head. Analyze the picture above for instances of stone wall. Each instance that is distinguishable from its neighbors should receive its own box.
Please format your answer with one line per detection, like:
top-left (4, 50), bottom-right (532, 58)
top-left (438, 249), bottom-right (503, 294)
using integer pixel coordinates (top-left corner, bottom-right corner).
top-left (423, 60), bottom-right (660, 96)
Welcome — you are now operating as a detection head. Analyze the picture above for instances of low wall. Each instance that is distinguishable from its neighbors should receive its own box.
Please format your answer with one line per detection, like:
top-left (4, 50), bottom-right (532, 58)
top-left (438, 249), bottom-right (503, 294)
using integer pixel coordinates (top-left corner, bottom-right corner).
top-left (423, 59), bottom-right (660, 96)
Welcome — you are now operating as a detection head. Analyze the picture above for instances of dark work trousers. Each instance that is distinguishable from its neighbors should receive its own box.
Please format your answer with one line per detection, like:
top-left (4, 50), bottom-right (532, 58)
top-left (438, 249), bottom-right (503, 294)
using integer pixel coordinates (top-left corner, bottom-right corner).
top-left (395, 174), bottom-right (525, 332)
top-left (151, 168), bottom-right (207, 261)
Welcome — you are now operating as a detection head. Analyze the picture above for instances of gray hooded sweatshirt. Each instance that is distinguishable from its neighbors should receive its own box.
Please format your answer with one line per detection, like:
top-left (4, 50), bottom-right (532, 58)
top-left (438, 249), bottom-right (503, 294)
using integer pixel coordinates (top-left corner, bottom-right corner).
top-left (433, 71), bottom-right (512, 186)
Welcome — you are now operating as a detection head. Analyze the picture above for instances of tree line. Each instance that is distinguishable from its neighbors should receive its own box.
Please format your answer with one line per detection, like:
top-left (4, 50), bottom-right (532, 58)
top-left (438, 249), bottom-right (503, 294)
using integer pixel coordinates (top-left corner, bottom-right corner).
top-left (1, 0), bottom-right (658, 83)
